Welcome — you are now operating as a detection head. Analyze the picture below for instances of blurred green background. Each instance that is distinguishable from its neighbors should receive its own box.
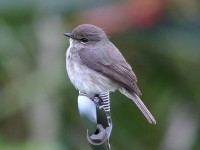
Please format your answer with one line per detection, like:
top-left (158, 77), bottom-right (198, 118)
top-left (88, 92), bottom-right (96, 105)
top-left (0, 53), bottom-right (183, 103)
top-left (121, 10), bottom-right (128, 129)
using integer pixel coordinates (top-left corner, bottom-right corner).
top-left (0, 0), bottom-right (200, 150)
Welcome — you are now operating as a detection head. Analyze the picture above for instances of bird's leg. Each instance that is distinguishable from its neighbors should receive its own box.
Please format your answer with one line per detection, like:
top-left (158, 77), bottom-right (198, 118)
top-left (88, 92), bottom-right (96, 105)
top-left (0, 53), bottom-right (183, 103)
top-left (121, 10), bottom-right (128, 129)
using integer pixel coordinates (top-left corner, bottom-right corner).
top-left (91, 94), bottom-right (104, 109)
top-left (79, 91), bottom-right (103, 108)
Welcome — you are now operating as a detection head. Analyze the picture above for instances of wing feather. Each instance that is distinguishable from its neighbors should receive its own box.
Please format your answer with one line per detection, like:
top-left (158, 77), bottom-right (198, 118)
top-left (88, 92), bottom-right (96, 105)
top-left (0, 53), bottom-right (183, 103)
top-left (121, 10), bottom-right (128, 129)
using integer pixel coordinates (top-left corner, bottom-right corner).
top-left (78, 47), bottom-right (142, 96)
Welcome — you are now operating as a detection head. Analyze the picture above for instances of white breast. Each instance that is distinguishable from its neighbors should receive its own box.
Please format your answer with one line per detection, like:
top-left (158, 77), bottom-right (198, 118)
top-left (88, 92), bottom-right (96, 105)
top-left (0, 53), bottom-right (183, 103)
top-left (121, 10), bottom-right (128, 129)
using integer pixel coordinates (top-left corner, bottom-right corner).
top-left (66, 42), bottom-right (117, 97)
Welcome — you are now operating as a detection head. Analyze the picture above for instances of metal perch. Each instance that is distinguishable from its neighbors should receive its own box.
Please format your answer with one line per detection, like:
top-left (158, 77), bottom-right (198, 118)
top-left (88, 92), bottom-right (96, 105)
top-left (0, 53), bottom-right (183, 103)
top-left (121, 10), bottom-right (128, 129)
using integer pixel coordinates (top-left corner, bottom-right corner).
top-left (78, 92), bottom-right (112, 150)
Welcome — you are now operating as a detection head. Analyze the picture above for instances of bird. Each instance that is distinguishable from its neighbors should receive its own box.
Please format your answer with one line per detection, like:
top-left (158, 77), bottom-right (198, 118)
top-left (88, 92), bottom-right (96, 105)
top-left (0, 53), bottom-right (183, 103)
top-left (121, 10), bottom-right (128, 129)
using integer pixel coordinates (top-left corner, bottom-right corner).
top-left (64, 24), bottom-right (156, 124)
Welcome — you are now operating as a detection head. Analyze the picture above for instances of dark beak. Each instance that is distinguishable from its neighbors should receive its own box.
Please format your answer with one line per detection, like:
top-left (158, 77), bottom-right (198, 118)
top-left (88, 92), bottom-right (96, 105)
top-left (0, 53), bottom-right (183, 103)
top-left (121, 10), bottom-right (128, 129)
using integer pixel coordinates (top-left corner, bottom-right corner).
top-left (64, 33), bottom-right (74, 39)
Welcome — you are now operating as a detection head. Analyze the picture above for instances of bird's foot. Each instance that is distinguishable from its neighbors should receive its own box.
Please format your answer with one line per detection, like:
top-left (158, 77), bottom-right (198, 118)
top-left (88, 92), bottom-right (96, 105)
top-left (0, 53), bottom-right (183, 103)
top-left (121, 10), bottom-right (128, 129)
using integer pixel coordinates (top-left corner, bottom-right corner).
top-left (90, 94), bottom-right (104, 109)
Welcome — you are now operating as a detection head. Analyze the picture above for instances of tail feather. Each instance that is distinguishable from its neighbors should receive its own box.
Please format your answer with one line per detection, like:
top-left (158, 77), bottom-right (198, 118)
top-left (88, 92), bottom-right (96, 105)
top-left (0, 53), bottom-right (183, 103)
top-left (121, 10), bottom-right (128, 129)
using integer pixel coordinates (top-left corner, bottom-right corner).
top-left (119, 88), bottom-right (156, 124)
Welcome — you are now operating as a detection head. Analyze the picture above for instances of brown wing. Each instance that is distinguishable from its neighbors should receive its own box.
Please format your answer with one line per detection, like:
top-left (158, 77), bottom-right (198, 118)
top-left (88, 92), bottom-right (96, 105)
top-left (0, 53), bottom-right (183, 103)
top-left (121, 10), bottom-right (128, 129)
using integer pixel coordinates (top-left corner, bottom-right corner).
top-left (78, 47), bottom-right (142, 96)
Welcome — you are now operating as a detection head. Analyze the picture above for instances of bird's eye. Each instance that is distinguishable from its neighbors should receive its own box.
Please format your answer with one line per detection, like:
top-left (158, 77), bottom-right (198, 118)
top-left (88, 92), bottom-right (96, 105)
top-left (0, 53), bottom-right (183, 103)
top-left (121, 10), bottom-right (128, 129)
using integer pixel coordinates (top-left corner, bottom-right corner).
top-left (80, 38), bottom-right (88, 43)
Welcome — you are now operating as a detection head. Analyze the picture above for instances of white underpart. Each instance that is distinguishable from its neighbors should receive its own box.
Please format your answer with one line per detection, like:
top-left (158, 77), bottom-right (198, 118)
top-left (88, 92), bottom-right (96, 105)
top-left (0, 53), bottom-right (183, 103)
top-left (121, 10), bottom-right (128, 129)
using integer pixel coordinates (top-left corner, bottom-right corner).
top-left (66, 39), bottom-right (117, 97)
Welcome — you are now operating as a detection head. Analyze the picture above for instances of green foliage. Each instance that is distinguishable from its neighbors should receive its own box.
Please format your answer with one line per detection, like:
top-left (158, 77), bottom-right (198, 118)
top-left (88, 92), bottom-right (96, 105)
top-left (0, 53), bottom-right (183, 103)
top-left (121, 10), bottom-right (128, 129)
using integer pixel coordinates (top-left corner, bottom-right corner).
top-left (0, 0), bottom-right (200, 150)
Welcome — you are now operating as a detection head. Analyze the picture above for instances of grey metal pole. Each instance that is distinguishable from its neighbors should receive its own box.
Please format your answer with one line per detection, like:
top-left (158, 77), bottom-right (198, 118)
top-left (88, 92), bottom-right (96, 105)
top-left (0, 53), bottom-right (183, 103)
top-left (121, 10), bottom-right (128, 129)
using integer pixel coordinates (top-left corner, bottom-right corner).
top-left (78, 92), bottom-right (112, 150)
top-left (87, 124), bottom-right (110, 150)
